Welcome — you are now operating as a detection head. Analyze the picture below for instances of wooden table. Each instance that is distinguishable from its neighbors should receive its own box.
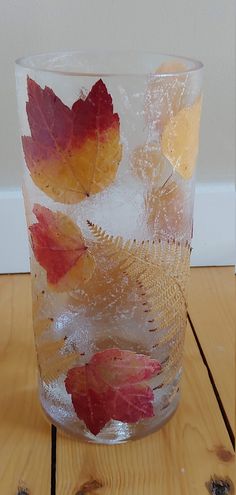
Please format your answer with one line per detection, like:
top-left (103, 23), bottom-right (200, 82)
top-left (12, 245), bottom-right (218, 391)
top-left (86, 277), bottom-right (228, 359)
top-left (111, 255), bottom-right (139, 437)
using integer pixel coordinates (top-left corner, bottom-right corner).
top-left (0, 267), bottom-right (235, 494)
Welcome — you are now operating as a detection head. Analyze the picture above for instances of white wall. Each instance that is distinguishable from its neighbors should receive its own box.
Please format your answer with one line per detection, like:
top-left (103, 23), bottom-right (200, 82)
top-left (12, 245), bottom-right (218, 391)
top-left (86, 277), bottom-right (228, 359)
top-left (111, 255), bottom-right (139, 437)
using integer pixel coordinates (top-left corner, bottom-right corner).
top-left (0, 0), bottom-right (235, 272)
top-left (0, 0), bottom-right (235, 188)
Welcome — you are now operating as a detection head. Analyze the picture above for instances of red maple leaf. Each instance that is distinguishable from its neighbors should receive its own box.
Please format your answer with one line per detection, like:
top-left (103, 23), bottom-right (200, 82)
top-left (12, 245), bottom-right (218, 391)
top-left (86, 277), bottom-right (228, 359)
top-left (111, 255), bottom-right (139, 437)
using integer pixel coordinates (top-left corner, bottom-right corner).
top-left (29, 204), bottom-right (95, 291)
top-left (65, 348), bottom-right (161, 435)
top-left (25, 76), bottom-right (73, 151)
top-left (22, 78), bottom-right (122, 204)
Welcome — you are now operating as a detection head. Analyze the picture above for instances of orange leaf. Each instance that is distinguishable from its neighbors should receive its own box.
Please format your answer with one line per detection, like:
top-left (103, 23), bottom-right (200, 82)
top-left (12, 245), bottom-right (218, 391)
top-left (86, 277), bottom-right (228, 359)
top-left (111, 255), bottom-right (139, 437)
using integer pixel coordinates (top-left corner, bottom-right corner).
top-left (145, 60), bottom-right (188, 134)
top-left (131, 143), bottom-right (167, 184)
top-left (22, 78), bottom-right (122, 203)
top-left (29, 204), bottom-right (95, 291)
top-left (161, 97), bottom-right (202, 179)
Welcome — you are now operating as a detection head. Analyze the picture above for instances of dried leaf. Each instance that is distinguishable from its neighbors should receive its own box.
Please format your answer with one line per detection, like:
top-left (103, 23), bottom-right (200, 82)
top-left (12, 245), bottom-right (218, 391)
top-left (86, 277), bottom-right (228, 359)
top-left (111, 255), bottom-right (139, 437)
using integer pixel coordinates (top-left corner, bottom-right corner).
top-left (131, 142), bottom-right (169, 185)
top-left (161, 96), bottom-right (202, 179)
top-left (145, 61), bottom-right (189, 134)
top-left (22, 78), bottom-right (122, 204)
top-left (87, 222), bottom-right (191, 382)
top-left (145, 179), bottom-right (192, 239)
top-left (65, 348), bottom-right (161, 435)
top-left (87, 221), bottom-right (190, 292)
top-left (29, 204), bottom-right (95, 292)
top-left (69, 241), bottom-right (134, 316)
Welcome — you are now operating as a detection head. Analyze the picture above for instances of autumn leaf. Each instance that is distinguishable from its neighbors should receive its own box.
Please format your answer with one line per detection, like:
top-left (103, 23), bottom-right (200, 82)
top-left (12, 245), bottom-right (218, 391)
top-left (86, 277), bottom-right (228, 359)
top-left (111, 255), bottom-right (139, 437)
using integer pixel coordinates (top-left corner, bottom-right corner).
top-left (69, 241), bottom-right (134, 317)
top-left (29, 204), bottom-right (95, 291)
top-left (22, 78), bottom-right (122, 203)
top-left (144, 60), bottom-right (189, 134)
top-left (145, 179), bottom-right (192, 239)
top-left (87, 222), bottom-right (191, 384)
top-left (65, 348), bottom-right (161, 435)
top-left (131, 142), bottom-right (169, 185)
top-left (161, 96), bottom-right (202, 179)
top-left (87, 221), bottom-right (191, 293)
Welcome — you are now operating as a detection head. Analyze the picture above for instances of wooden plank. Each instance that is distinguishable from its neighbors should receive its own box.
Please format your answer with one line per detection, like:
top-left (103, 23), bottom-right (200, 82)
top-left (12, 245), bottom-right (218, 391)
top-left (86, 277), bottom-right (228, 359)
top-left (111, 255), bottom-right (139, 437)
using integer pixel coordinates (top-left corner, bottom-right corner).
top-left (56, 323), bottom-right (235, 495)
top-left (188, 266), bottom-right (235, 429)
top-left (0, 275), bottom-right (51, 494)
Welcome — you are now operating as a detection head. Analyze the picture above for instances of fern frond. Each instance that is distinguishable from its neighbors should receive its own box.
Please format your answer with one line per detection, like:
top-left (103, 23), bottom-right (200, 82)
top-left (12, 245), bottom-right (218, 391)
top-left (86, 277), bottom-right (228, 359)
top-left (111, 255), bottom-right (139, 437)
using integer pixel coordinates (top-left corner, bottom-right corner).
top-left (88, 221), bottom-right (190, 383)
top-left (87, 221), bottom-right (189, 323)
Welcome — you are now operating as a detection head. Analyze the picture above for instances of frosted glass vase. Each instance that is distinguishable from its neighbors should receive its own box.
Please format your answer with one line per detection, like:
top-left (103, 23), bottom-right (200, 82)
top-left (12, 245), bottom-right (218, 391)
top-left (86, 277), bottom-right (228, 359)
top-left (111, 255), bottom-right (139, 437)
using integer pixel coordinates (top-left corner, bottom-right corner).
top-left (15, 51), bottom-right (203, 444)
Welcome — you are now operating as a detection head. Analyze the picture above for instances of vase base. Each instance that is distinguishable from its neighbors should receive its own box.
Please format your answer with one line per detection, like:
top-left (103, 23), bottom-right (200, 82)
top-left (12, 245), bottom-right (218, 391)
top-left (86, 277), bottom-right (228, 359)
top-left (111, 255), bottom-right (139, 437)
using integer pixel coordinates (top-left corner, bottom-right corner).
top-left (40, 391), bottom-right (180, 445)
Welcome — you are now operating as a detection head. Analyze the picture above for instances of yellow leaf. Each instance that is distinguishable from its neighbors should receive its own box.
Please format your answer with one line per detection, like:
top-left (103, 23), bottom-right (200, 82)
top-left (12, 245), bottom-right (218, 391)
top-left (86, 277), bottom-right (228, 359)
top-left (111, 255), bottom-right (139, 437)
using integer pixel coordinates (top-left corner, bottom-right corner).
top-left (22, 78), bottom-right (122, 204)
top-left (161, 97), bottom-right (202, 179)
top-left (145, 180), bottom-right (192, 238)
top-left (131, 143), bottom-right (167, 184)
top-left (145, 61), bottom-right (189, 133)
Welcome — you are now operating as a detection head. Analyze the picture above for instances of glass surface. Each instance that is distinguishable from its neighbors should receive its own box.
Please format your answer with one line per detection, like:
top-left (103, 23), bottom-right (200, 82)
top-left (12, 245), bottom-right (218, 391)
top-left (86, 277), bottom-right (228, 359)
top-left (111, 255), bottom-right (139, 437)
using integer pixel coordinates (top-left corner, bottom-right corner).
top-left (15, 51), bottom-right (203, 444)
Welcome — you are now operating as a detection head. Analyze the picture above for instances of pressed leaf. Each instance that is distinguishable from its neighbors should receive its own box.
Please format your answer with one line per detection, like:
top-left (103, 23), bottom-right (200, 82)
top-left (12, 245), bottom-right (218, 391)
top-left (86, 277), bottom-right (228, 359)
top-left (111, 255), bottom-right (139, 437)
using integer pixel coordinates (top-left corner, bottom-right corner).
top-left (87, 221), bottom-right (190, 292)
top-left (29, 204), bottom-right (95, 292)
top-left (87, 222), bottom-right (191, 382)
top-left (65, 348), bottom-right (161, 435)
top-left (22, 78), bottom-right (122, 203)
top-left (145, 179), bottom-right (192, 239)
top-left (131, 142), bottom-right (168, 185)
top-left (144, 61), bottom-right (189, 135)
top-left (25, 77), bottom-right (72, 150)
top-left (161, 96), bottom-right (202, 179)
top-left (69, 241), bottom-right (134, 316)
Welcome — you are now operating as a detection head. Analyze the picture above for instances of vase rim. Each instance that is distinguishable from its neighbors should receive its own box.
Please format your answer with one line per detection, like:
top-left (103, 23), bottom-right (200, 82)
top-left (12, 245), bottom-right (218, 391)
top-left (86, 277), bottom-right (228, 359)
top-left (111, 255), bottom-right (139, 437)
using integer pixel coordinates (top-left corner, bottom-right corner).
top-left (15, 50), bottom-right (204, 77)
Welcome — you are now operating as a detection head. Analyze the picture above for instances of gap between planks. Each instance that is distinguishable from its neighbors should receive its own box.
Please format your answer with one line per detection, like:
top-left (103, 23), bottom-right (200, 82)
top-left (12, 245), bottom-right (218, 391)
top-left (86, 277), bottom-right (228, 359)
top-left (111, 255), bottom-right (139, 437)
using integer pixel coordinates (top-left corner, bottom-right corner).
top-left (56, 322), bottom-right (235, 495)
top-left (0, 272), bottom-right (234, 495)
top-left (0, 274), bottom-right (51, 494)
top-left (187, 313), bottom-right (235, 449)
top-left (188, 267), bottom-right (235, 430)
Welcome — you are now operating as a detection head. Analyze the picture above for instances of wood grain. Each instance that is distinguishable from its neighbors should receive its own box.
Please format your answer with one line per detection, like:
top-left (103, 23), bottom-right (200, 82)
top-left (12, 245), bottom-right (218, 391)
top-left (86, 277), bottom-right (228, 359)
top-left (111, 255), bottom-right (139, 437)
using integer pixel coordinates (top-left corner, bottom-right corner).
top-left (188, 267), bottom-right (235, 429)
top-left (56, 322), bottom-right (235, 495)
top-left (0, 275), bottom-right (51, 494)
top-left (0, 270), bottom-right (234, 495)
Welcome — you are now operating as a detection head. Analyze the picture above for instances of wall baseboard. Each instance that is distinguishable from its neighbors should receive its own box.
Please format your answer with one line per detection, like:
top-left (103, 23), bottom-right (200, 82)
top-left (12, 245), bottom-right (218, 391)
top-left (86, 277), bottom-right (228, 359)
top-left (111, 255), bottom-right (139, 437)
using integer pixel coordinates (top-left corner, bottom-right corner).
top-left (0, 184), bottom-right (235, 273)
top-left (0, 189), bottom-right (29, 273)
top-left (191, 183), bottom-right (235, 266)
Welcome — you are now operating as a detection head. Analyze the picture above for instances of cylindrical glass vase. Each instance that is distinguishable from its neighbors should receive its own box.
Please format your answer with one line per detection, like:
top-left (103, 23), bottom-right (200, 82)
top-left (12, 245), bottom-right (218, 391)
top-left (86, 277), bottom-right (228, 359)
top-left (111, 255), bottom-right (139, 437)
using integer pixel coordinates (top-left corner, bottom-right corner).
top-left (15, 51), bottom-right (203, 444)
